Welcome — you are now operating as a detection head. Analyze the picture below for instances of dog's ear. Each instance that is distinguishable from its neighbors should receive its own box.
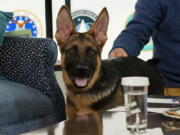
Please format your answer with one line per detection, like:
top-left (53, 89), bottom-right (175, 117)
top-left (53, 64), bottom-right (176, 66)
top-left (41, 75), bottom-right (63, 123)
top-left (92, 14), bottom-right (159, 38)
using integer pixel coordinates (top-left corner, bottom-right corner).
top-left (88, 8), bottom-right (109, 48)
top-left (55, 6), bottom-right (76, 46)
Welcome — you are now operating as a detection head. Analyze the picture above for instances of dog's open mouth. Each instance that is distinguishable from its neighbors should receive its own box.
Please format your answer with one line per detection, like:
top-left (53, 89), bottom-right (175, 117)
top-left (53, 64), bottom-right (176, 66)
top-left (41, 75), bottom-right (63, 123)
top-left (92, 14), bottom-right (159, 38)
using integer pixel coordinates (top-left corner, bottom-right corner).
top-left (66, 66), bottom-right (94, 88)
top-left (74, 77), bottom-right (88, 87)
top-left (70, 75), bottom-right (92, 88)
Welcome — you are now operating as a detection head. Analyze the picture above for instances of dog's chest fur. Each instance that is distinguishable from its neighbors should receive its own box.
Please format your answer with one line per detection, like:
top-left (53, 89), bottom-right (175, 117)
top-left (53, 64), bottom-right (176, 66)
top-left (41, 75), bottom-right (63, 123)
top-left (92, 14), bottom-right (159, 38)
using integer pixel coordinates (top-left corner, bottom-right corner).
top-left (65, 59), bottom-right (123, 111)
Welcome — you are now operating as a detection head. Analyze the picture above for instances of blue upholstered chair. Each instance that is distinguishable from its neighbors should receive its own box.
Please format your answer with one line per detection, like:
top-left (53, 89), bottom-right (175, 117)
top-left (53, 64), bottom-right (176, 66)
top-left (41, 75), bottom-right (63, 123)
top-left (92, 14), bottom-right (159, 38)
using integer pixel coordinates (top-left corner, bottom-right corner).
top-left (0, 36), bottom-right (66, 135)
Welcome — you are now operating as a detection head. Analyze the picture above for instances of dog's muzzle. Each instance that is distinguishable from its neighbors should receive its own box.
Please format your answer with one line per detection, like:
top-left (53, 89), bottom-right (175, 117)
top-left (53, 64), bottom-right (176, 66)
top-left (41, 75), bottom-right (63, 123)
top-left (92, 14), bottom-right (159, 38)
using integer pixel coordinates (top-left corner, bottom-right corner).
top-left (74, 65), bottom-right (89, 87)
top-left (71, 65), bottom-right (92, 88)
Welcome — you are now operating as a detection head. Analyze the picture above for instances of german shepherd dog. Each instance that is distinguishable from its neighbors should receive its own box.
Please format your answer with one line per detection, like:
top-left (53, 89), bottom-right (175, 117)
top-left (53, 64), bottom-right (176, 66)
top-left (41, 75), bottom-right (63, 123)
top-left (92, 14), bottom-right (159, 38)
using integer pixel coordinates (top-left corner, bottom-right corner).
top-left (55, 6), bottom-right (164, 120)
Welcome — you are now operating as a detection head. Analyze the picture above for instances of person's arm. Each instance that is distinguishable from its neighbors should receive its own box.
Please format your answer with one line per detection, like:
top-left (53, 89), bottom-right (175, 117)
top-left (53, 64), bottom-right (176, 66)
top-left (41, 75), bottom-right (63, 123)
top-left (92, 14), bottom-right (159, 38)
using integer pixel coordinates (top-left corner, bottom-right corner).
top-left (109, 0), bottom-right (166, 58)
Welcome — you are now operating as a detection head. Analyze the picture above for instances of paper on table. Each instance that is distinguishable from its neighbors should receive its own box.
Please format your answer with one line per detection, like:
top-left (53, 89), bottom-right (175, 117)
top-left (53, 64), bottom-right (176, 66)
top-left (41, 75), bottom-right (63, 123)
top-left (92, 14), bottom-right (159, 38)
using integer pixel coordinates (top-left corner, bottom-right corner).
top-left (107, 97), bottom-right (177, 112)
top-left (103, 112), bottom-right (163, 135)
top-left (148, 98), bottom-right (179, 104)
top-left (119, 128), bottom-right (163, 135)
top-left (107, 106), bottom-right (125, 112)
top-left (147, 107), bottom-right (171, 113)
top-left (107, 106), bottom-right (171, 114)
top-left (103, 112), bottom-right (126, 135)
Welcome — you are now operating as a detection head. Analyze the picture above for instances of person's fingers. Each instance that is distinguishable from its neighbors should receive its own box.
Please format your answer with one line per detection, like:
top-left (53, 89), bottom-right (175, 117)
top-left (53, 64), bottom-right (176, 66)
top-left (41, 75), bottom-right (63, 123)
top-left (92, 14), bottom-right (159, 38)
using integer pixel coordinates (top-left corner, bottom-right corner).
top-left (116, 49), bottom-right (128, 57)
top-left (109, 50), bottom-right (116, 58)
top-left (109, 48), bottom-right (128, 58)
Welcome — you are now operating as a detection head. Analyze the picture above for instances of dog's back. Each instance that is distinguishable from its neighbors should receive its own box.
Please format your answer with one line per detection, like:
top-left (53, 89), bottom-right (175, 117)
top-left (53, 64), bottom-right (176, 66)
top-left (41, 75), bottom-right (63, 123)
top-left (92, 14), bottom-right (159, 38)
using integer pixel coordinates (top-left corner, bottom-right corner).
top-left (103, 57), bottom-right (164, 95)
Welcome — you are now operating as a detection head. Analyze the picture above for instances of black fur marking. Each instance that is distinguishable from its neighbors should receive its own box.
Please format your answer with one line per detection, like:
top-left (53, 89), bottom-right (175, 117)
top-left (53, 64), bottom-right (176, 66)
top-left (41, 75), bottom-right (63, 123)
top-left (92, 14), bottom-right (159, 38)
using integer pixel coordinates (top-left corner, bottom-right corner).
top-left (61, 34), bottom-right (101, 55)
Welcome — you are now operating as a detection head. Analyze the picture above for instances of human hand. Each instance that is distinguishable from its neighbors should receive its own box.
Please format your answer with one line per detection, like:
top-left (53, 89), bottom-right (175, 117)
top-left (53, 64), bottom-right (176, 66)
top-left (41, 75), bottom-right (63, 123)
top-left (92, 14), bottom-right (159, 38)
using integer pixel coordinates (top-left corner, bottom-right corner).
top-left (109, 48), bottom-right (128, 58)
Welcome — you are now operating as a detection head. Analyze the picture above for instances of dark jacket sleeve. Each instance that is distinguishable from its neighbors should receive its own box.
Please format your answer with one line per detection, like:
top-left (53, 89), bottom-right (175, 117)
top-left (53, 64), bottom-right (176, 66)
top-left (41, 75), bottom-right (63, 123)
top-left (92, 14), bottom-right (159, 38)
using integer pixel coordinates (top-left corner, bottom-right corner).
top-left (111, 0), bottom-right (166, 56)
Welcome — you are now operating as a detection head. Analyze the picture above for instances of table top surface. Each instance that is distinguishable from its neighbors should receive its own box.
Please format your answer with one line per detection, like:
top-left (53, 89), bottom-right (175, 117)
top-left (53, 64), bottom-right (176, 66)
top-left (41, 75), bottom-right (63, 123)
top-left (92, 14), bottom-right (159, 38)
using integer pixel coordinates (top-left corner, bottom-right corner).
top-left (22, 96), bottom-right (180, 135)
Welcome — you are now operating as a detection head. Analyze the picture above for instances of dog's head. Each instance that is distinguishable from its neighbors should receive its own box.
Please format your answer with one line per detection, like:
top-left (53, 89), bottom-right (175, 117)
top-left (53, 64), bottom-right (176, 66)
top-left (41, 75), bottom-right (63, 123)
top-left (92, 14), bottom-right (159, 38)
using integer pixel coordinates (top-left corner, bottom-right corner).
top-left (55, 6), bottom-right (109, 92)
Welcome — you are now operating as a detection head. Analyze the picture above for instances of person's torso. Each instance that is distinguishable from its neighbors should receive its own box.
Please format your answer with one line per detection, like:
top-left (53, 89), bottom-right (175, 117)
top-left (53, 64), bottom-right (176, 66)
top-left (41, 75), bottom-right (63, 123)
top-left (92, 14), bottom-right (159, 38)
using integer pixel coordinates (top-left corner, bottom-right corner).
top-left (153, 0), bottom-right (180, 87)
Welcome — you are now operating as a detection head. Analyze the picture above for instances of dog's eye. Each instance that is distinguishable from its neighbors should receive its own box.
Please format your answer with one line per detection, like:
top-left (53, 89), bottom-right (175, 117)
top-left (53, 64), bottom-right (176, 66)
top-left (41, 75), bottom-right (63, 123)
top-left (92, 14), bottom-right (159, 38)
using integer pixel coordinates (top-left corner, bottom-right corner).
top-left (66, 48), bottom-right (77, 54)
top-left (86, 47), bottom-right (96, 55)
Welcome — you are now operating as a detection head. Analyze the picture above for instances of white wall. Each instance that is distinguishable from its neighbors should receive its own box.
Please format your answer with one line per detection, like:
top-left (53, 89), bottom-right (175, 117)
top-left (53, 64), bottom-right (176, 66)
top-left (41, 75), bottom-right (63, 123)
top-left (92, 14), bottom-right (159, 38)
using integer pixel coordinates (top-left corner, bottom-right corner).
top-left (0, 0), bottom-right (152, 60)
top-left (71, 0), bottom-right (152, 60)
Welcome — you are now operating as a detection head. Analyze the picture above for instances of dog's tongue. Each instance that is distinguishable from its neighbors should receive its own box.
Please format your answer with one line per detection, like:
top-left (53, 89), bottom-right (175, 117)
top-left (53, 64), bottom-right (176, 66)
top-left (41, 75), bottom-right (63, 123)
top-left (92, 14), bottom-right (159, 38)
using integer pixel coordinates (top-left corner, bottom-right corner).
top-left (75, 77), bottom-right (88, 87)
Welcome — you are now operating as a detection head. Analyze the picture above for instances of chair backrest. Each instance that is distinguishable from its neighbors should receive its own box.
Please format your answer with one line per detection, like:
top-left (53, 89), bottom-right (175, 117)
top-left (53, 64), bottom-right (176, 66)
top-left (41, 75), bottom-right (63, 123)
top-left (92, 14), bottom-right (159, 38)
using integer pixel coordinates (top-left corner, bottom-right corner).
top-left (0, 36), bottom-right (65, 114)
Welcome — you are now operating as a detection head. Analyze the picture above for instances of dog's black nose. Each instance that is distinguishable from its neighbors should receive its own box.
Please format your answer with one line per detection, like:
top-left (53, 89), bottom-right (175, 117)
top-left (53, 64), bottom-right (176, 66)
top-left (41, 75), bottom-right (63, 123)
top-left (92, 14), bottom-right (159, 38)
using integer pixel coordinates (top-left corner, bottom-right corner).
top-left (76, 65), bottom-right (88, 74)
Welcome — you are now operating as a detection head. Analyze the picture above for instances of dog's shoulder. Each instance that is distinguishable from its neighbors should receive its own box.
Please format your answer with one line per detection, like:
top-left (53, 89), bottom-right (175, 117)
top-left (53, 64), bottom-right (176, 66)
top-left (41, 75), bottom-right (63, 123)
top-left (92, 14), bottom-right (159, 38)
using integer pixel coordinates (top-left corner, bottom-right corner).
top-left (102, 56), bottom-right (146, 75)
top-left (93, 58), bottom-right (121, 91)
top-left (104, 56), bottom-right (164, 95)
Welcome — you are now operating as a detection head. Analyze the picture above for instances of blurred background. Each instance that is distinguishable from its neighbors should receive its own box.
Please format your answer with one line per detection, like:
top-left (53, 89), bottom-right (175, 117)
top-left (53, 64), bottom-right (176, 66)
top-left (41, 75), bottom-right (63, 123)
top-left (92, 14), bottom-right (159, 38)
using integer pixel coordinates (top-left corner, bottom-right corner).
top-left (0, 0), bottom-right (153, 60)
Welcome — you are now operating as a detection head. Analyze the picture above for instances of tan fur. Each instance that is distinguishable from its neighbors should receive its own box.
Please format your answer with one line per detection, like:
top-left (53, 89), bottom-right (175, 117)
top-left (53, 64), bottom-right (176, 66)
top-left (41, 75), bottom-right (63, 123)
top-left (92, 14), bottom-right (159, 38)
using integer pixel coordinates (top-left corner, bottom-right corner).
top-left (85, 56), bottom-right (101, 90)
top-left (61, 53), bottom-right (75, 90)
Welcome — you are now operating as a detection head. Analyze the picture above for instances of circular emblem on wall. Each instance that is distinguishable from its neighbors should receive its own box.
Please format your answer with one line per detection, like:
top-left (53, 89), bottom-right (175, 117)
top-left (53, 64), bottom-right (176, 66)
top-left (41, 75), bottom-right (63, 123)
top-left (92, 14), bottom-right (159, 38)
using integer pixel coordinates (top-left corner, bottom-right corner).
top-left (6, 10), bottom-right (43, 37)
top-left (126, 13), bottom-right (153, 51)
top-left (71, 10), bottom-right (97, 32)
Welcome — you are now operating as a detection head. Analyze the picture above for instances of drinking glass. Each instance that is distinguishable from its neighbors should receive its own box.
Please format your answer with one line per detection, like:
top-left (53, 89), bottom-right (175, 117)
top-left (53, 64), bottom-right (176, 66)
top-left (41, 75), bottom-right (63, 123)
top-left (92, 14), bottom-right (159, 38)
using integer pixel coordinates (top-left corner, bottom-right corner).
top-left (121, 77), bottom-right (149, 134)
